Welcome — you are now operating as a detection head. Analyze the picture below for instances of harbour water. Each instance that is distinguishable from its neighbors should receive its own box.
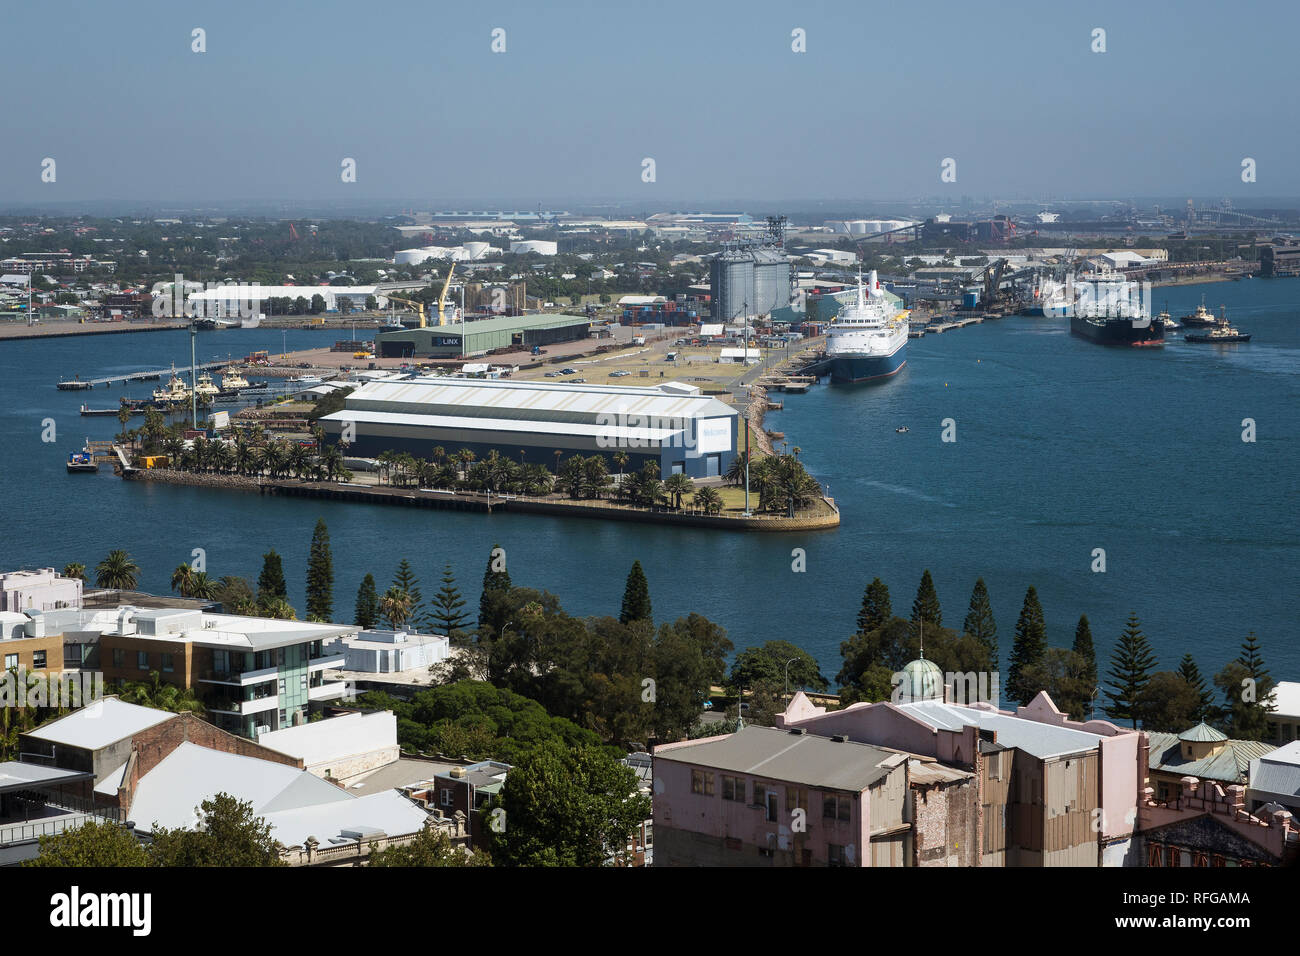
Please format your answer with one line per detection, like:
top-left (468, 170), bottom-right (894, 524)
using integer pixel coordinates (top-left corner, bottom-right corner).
top-left (2, 277), bottom-right (1297, 681)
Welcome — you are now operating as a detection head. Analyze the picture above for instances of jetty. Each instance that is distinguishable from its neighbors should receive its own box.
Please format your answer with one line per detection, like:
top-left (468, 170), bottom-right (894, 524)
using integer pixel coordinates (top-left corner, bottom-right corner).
top-left (55, 360), bottom-right (232, 390)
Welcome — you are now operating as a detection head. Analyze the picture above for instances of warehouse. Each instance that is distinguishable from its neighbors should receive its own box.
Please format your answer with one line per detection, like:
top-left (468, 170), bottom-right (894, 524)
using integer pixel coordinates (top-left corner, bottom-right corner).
top-left (374, 313), bottom-right (591, 358)
top-left (319, 377), bottom-right (738, 478)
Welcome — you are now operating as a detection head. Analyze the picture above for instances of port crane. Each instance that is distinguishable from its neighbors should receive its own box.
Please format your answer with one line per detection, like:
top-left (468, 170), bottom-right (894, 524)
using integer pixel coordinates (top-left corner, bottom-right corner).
top-left (384, 263), bottom-right (458, 329)
top-left (436, 261), bottom-right (456, 325)
top-left (385, 294), bottom-right (428, 329)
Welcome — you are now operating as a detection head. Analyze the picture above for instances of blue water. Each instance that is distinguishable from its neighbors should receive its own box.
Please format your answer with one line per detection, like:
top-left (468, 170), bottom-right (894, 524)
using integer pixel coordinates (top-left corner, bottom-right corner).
top-left (2, 280), bottom-right (1297, 683)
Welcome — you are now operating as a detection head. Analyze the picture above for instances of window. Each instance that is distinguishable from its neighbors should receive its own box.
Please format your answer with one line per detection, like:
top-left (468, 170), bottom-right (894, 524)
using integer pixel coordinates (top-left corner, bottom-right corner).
top-left (32, 650), bottom-right (46, 669)
top-left (828, 843), bottom-right (845, 867)
top-left (3, 653), bottom-right (17, 671)
top-left (785, 786), bottom-right (807, 814)
top-left (823, 794), bottom-right (851, 822)
top-left (690, 770), bottom-right (714, 796)
top-left (112, 648), bottom-right (125, 668)
top-left (161, 653), bottom-right (174, 673)
top-left (751, 780), bottom-right (765, 806)
top-left (986, 752), bottom-right (1000, 780)
top-left (137, 651), bottom-right (149, 670)
top-left (441, 788), bottom-right (453, 807)
top-left (721, 775), bottom-right (743, 802)
top-left (765, 791), bottom-right (779, 823)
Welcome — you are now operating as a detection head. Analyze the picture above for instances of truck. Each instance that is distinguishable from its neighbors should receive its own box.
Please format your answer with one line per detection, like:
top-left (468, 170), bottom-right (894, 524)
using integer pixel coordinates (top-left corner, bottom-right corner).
top-left (632, 335), bottom-right (646, 346)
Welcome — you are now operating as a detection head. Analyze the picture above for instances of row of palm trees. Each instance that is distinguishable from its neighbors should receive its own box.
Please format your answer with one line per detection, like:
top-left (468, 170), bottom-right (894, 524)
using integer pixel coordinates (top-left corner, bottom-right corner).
top-left (724, 451), bottom-right (823, 516)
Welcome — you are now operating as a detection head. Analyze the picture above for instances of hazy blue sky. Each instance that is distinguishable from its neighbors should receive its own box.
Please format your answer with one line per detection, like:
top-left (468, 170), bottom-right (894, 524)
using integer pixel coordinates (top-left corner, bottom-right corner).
top-left (4, 0), bottom-right (1298, 204)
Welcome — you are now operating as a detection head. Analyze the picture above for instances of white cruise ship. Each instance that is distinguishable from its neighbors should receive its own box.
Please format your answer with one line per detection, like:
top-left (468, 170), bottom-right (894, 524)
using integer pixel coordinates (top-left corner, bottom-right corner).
top-left (824, 270), bottom-right (908, 384)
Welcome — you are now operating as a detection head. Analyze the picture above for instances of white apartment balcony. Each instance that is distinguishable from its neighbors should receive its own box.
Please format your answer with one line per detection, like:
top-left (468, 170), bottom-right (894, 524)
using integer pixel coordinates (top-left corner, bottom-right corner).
top-left (308, 681), bottom-right (347, 702)
top-left (307, 653), bottom-right (345, 674)
top-left (207, 693), bottom-right (278, 716)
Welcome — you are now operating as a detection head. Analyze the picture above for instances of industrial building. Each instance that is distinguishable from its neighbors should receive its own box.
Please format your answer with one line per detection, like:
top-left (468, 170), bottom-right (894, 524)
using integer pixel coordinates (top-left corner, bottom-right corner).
top-left (373, 312), bottom-right (590, 358)
top-left (320, 377), bottom-right (738, 478)
top-left (1260, 239), bottom-right (1300, 277)
top-left (708, 222), bottom-right (792, 322)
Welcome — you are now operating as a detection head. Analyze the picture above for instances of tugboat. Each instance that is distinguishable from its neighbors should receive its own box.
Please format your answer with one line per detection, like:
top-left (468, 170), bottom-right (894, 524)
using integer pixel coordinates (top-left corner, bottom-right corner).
top-left (152, 366), bottom-right (192, 404)
top-left (1158, 307), bottom-right (1180, 332)
top-left (1181, 295), bottom-right (1217, 328)
top-left (895, 426), bottom-right (910, 433)
top-left (1185, 308), bottom-right (1252, 343)
top-left (193, 372), bottom-right (220, 403)
top-left (220, 370), bottom-right (251, 391)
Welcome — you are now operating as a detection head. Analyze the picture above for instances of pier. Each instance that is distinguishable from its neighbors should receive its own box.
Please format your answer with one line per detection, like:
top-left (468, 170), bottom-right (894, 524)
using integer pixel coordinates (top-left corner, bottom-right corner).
top-left (55, 360), bottom-right (232, 390)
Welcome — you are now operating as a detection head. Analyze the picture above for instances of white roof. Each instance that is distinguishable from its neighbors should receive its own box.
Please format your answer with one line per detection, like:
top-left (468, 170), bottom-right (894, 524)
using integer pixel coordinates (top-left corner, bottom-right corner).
top-left (187, 285), bottom-right (378, 300)
top-left (1267, 681), bottom-right (1300, 718)
top-left (257, 712), bottom-right (397, 768)
top-left (26, 698), bottom-right (175, 750)
top-left (128, 742), bottom-right (427, 844)
top-left (323, 408), bottom-right (686, 442)
top-left (699, 323), bottom-right (724, 336)
top-left (899, 701), bottom-right (1104, 759)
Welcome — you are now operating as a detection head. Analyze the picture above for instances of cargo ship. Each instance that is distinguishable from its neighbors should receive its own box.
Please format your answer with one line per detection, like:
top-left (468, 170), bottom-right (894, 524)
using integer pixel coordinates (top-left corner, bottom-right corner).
top-left (825, 270), bottom-right (908, 383)
top-left (1069, 275), bottom-right (1164, 347)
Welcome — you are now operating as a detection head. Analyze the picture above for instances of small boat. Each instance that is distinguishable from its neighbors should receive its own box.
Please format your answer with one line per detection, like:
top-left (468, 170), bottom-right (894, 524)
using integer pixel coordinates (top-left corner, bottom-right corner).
top-left (1157, 308), bottom-right (1180, 332)
top-left (221, 370), bottom-right (251, 390)
top-left (287, 374), bottom-right (323, 388)
top-left (80, 405), bottom-right (120, 417)
top-left (193, 372), bottom-right (221, 402)
top-left (896, 426), bottom-right (909, 433)
top-left (152, 366), bottom-right (192, 403)
top-left (66, 443), bottom-right (97, 473)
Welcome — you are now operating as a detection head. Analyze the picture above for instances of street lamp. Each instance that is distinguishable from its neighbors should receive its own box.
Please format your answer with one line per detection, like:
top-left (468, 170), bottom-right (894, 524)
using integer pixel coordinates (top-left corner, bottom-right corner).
top-left (783, 657), bottom-right (800, 699)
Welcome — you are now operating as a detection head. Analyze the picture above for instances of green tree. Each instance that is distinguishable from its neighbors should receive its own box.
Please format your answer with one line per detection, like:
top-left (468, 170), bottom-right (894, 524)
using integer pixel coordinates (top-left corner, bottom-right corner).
top-left (380, 586), bottom-right (413, 631)
top-left (1072, 614), bottom-right (1097, 694)
top-left (149, 793), bottom-right (287, 867)
top-left (354, 574), bottom-right (379, 628)
top-left (368, 825), bottom-right (491, 866)
top-left (390, 559), bottom-right (424, 629)
top-left (619, 560), bottom-right (652, 625)
top-left (487, 742), bottom-right (651, 867)
top-left (61, 562), bottom-right (86, 581)
top-left (856, 578), bottom-right (892, 634)
top-left (256, 549), bottom-right (288, 606)
top-left (1103, 612), bottom-right (1158, 728)
top-left (305, 518), bottom-right (334, 622)
top-left (911, 569), bottom-right (942, 627)
top-left (1212, 632), bottom-right (1276, 741)
top-left (1006, 586), bottom-right (1047, 705)
top-left (24, 818), bottom-right (150, 867)
top-left (961, 578), bottom-right (997, 668)
top-left (729, 640), bottom-right (828, 695)
top-left (1019, 648), bottom-right (1094, 721)
top-left (479, 543), bottom-right (512, 629)
top-left (430, 563), bottom-right (470, 636)
top-left (1136, 671), bottom-right (1206, 732)
top-left (170, 562), bottom-right (196, 597)
top-left (1177, 653), bottom-right (1213, 723)
top-left (95, 549), bottom-right (140, 590)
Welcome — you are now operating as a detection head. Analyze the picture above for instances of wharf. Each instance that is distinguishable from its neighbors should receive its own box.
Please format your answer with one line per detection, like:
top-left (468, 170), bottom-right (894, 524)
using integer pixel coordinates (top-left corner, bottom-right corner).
top-left (56, 360), bottom-right (232, 390)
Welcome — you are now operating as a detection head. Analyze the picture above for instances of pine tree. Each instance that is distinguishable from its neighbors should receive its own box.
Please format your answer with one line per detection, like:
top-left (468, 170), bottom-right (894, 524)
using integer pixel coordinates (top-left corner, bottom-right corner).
top-left (430, 563), bottom-right (470, 637)
top-left (1219, 631), bottom-right (1276, 740)
top-left (620, 560), bottom-right (653, 624)
top-left (1006, 586), bottom-right (1047, 705)
top-left (1103, 612), bottom-right (1158, 728)
top-left (305, 519), bottom-right (334, 622)
top-left (1177, 653), bottom-right (1212, 723)
top-left (911, 569), bottom-right (941, 627)
top-left (856, 578), bottom-right (892, 634)
top-left (256, 550), bottom-right (287, 606)
top-left (354, 574), bottom-right (379, 629)
top-left (479, 543), bottom-right (512, 626)
top-left (1072, 614), bottom-right (1097, 694)
top-left (962, 578), bottom-right (997, 668)
top-left (391, 559), bottom-right (424, 630)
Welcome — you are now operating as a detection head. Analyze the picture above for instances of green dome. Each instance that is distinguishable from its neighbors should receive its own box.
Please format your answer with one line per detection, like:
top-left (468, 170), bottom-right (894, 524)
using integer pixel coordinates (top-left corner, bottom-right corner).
top-left (900, 658), bottom-right (944, 702)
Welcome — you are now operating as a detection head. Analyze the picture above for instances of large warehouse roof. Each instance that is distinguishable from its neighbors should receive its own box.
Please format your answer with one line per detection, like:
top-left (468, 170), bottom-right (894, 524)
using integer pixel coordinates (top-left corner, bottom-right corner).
top-left (374, 312), bottom-right (588, 341)
top-left (335, 377), bottom-right (737, 424)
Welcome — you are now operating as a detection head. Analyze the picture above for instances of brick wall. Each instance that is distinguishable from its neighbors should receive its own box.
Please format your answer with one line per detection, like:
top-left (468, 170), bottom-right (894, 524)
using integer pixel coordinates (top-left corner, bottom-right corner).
top-left (912, 776), bottom-right (981, 867)
top-left (115, 712), bottom-right (304, 811)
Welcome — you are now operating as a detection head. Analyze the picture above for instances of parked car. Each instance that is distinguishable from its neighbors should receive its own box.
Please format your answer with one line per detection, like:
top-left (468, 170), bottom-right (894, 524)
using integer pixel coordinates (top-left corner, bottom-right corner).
top-left (544, 371), bottom-right (560, 378)
top-left (610, 369), bottom-right (631, 377)
top-left (560, 367), bottom-right (577, 375)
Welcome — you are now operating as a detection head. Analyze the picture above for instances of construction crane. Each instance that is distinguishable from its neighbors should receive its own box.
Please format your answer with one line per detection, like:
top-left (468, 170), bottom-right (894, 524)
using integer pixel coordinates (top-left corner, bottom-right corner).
top-left (288, 223), bottom-right (300, 241)
top-left (385, 294), bottom-right (428, 329)
top-left (437, 262), bottom-right (456, 326)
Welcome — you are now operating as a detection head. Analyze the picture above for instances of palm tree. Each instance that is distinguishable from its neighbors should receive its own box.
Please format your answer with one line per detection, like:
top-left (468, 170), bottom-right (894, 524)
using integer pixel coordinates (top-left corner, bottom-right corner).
top-left (171, 563), bottom-right (196, 597)
top-left (725, 451), bottom-right (751, 487)
top-left (61, 562), bottom-right (86, 581)
top-left (116, 405), bottom-right (131, 443)
top-left (693, 486), bottom-right (724, 515)
top-left (663, 472), bottom-right (694, 510)
top-left (612, 450), bottom-right (629, 497)
top-left (188, 572), bottom-right (219, 601)
top-left (95, 550), bottom-right (140, 590)
top-left (380, 587), bottom-right (413, 630)
top-left (117, 671), bottom-right (205, 714)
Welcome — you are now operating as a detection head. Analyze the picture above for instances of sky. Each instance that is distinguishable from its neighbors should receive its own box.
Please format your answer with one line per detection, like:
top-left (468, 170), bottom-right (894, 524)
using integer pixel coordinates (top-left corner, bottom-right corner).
top-left (3, 0), bottom-right (1298, 206)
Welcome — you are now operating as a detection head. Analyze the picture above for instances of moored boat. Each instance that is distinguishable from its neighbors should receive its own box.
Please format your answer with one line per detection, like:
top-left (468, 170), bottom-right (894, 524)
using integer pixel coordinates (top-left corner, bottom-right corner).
top-left (825, 270), bottom-right (909, 384)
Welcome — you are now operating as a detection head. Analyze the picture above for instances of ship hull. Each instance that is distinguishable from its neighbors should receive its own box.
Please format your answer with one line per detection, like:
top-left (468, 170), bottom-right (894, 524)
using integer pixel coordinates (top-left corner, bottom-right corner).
top-left (1070, 315), bottom-right (1164, 347)
top-left (829, 345), bottom-right (907, 383)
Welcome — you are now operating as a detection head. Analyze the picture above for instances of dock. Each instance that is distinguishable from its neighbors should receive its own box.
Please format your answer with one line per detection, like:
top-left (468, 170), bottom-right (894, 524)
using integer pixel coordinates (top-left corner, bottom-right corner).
top-left (55, 360), bottom-right (231, 390)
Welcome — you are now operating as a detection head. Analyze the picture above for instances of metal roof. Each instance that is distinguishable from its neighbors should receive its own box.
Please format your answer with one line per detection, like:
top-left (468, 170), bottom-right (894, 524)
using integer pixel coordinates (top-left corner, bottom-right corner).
top-left (1146, 731), bottom-right (1274, 785)
top-left (0, 761), bottom-right (94, 794)
top-left (25, 698), bottom-right (175, 751)
top-left (374, 312), bottom-right (589, 340)
top-left (335, 376), bottom-right (736, 424)
top-left (1179, 722), bottom-right (1228, 743)
top-left (899, 701), bottom-right (1105, 759)
top-left (323, 408), bottom-right (686, 442)
top-left (655, 726), bottom-right (900, 792)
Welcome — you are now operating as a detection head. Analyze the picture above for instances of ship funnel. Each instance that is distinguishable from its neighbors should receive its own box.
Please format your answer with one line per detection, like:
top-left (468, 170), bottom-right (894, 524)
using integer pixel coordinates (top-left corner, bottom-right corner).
top-left (868, 270), bottom-right (882, 297)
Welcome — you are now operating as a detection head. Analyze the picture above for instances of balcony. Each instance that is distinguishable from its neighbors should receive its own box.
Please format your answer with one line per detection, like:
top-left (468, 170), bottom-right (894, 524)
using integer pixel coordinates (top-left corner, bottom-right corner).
top-left (197, 664), bottom-right (278, 687)
top-left (308, 681), bottom-right (347, 702)
top-left (206, 692), bottom-right (279, 716)
top-left (307, 653), bottom-right (345, 674)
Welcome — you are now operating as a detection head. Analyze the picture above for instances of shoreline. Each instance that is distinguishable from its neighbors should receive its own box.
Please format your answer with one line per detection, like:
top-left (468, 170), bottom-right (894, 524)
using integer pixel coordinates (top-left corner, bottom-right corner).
top-left (121, 468), bottom-right (841, 533)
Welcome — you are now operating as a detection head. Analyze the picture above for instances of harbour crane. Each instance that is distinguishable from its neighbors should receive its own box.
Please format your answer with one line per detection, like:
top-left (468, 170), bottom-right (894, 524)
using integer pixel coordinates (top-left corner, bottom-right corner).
top-left (385, 294), bottom-right (428, 329)
top-left (437, 261), bottom-right (456, 325)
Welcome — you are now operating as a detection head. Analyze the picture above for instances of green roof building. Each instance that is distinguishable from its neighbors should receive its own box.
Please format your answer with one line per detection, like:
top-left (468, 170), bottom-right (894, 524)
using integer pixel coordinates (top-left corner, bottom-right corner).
top-left (374, 313), bottom-right (590, 358)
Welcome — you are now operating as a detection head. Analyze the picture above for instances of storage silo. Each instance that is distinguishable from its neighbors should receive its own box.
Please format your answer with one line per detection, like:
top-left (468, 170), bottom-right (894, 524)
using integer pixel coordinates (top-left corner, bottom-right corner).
top-left (710, 247), bottom-right (755, 322)
top-left (751, 246), bottom-right (790, 315)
